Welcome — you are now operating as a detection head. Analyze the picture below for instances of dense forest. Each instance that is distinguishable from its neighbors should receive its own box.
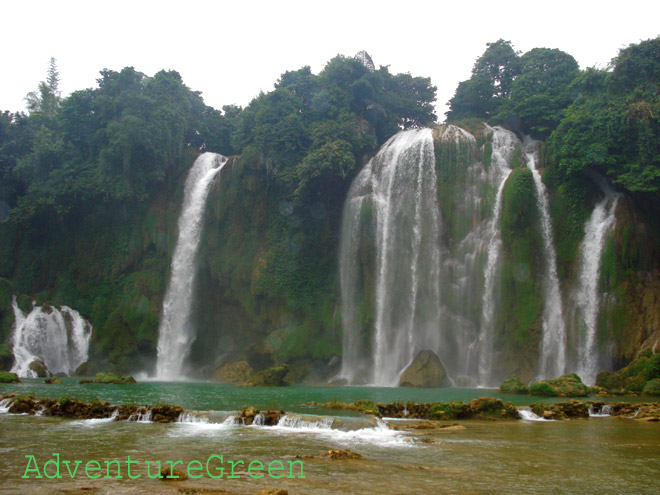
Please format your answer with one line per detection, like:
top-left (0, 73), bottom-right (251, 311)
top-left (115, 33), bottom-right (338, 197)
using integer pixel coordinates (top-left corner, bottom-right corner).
top-left (1, 37), bottom-right (659, 379)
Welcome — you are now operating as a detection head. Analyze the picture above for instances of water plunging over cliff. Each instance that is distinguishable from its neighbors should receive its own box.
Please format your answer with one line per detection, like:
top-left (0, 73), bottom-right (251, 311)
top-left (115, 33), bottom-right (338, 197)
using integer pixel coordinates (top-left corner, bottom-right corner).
top-left (10, 297), bottom-right (92, 377)
top-left (339, 125), bottom-right (525, 386)
top-left (339, 128), bottom-right (440, 385)
top-left (156, 152), bottom-right (227, 380)
top-left (523, 138), bottom-right (567, 380)
top-left (574, 176), bottom-right (619, 385)
top-left (477, 126), bottom-right (518, 385)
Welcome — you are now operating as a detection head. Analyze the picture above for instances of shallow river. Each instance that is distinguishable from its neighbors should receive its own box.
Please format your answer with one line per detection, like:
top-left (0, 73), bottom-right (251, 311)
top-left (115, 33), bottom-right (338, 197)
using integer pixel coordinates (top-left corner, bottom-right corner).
top-left (1, 380), bottom-right (659, 494)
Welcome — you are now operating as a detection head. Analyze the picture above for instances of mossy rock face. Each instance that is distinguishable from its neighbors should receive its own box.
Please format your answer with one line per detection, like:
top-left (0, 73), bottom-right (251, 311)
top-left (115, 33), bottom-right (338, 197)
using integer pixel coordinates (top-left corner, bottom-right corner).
top-left (246, 364), bottom-right (290, 387)
top-left (398, 350), bottom-right (450, 388)
top-left (499, 375), bottom-right (530, 394)
top-left (596, 354), bottom-right (660, 393)
top-left (29, 360), bottom-right (50, 378)
top-left (529, 374), bottom-right (589, 397)
top-left (0, 343), bottom-right (13, 371)
top-left (0, 371), bottom-right (20, 383)
top-left (642, 378), bottom-right (660, 396)
top-left (530, 400), bottom-right (589, 419)
top-left (94, 372), bottom-right (137, 384)
top-left (213, 360), bottom-right (254, 384)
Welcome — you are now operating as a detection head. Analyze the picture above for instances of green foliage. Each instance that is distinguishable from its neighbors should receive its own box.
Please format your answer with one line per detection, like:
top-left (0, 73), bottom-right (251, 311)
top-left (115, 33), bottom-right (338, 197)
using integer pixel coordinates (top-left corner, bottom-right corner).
top-left (548, 37), bottom-right (660, 193)
top-left (643, 378), bottom-right (660, 396)
top-left (0, 370), bottom-right (20, 383)
top-left (499, 375), bottom-right (529, 394)
top-left (446, 40), bottom-right (520, 120)
top-left (529, 381), bottom-right (556, 397)
top-left (645, 354), bottom-right (660, 381)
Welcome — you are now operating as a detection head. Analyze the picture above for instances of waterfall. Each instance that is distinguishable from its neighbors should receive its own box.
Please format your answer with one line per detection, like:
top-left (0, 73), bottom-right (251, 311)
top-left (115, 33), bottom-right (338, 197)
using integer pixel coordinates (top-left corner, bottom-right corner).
top-left (10, 297), bottom-right (92, 377)
top-left (477, 126), bottom-right (518, 385)
top-left (574, 177), bottom-right (619, 385)
top-left (523, 138), bottom-right (566, 379)
top-left (339, 128), bottom-right (441, 385)
top-left (155, 152), bottom-right (227, 380)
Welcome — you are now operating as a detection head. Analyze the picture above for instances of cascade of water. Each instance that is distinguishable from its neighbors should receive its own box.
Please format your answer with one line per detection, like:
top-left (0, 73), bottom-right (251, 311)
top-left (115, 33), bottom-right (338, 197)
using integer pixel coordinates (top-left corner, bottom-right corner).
top-left (523, 138), bottom-right (566, 379)
top-left (476, 126), bottom-right (519, 386)
top-left (155, 152), bottom-right (227, 380)
top-left (574, 177), bottom-right (619, 385)
top-left (339, 128), bottom-right (440, 385)
top-left (10, 297), bottom-right (92, 377)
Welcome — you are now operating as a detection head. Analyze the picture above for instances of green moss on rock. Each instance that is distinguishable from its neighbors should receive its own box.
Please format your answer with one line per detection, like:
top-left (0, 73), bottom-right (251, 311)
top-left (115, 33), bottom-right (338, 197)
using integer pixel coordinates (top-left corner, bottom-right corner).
top-left (529, 373), bottom-right (589, 397)
top-left (499, 375), bottom-right (530, 394)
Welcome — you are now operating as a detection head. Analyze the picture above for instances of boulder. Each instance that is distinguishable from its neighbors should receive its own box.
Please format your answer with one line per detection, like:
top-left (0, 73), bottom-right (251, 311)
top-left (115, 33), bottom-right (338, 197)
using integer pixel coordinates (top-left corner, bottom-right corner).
top-left (398, 350), bottom-right (449, 388)
top-left (213, 360), bottom-right (254, 384)
top-left (28, 360), bottom-right (50, 377)
top-left (246, 364), bottom-right (290, 387)
top-left (44, 377), bottom-right (63, 384)
top-left (160, 465), bottom-right (187, 481)
top-left (0, 371), bottom-right (20, 383)
top-left (499, 375), bottom-right (530, 394)
top-left (529, 373), bottom-right (589, 397)
top-left (94, 372), bottom-right (137, 384)
top-left (325, 449), bottom-right (362, 460)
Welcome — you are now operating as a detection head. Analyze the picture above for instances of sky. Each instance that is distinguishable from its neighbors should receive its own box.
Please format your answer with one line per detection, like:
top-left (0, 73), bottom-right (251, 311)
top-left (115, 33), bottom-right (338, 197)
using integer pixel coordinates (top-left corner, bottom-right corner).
top-left (2, 0), bottom-right (659, 119)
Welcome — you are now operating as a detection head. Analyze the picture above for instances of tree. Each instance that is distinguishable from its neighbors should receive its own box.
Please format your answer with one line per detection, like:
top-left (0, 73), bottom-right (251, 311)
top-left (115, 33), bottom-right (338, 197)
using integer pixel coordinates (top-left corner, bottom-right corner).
top-left (504, 48), bottom-right (579, 139)
top-left (446, 40), bottom-right (521, 121)
top-left (25, 58), bottom-right (61, 117)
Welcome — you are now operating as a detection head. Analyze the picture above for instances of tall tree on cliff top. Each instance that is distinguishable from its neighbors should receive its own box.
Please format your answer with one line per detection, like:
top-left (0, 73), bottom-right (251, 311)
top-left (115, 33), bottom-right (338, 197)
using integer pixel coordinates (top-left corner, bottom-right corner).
top-left (25, 57), bottom-right (61, 117)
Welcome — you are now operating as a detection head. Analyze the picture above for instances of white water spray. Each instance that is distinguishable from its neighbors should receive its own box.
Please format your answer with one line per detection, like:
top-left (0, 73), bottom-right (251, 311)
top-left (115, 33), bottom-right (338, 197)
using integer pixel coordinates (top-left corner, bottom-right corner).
top-left (574, 177), bottom-right (619, 385)
top-left (156, 152), bottom-right (227, 380)
top-left (523, 139), bottom-right (566, 379)
top-left (10, 297), bottom-right (92, 377)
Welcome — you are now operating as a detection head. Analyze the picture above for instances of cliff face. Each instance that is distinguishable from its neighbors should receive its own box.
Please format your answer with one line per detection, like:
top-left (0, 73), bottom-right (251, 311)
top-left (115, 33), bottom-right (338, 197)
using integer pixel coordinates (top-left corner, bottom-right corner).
top-left (1, 124), bottom-right (658, 382)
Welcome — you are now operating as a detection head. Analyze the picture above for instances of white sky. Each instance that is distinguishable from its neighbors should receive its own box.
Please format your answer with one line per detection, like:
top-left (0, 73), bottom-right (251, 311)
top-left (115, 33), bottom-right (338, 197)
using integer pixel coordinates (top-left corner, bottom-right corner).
top-left (2, 0), bottom-right (659, 120)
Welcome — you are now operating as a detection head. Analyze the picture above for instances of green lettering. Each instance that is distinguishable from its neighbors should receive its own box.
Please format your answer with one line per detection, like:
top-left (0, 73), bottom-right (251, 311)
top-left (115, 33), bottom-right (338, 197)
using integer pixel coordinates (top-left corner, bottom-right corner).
top-left (187, 460), bottom-right (203, 479)
top-left (287, 459), bottom-right (305, 479)
top-left (248, 460), bottom-right (264, 479)
top-left (227, 459), bottom-right (244, 479)
top-left (166, 460), bottom-right (183, 478)
top-left (126, 456), bottom-right (141, 479)
top-left (44, 453), bottom-right (62, 479)
top-left (103, 459), bottom-right (123, 479)
top-left (22, 455), bottom-right (42, 479)
top-left (62, 460), bottom-right (82, 478)
top-left (85, 460), bottom-right (101, 479)
top-left (206, 455), bottom-right (224, 479)
top-left (268, 460), bottom-right (284, 479)
top-left (145, 460), bottom-right (162, 479)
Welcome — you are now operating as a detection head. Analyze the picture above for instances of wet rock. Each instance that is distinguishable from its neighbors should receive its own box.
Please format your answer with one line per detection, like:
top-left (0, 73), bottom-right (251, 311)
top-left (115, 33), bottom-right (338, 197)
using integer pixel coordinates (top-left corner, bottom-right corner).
top-left (530, 400), bottom-right (589, 419)
top-left (499, 375), bottom-right (530, 394)
top-left (325, 448), bottom-right (362, 460)
top-left (160, 465), bottom-right (188, 480)
top-left (74, 362), bottom-right (93, 376)
top-left (398, 350), bottom-right (449, 388)
top-left (93, 372), bottom-right (137, 384)
top-left (256, 489), bottom-right (288, 495)
top-left (28, 360), bottom-right (50, 377)
top-left (213, 360), bottom-right (254, 384)
top-left (529, 373), bottom-right (589, 397)
top-left (44, 377), bottom-right (63, 384)
top-left (238, 407), bottom-right (284, 426)
top-left (246, 364), bottom-right (291, 387)
top-left (0, 371), bottom-right (20, 383)
top-left (79, 378), bottom-right (94, 384)
top-left (151, 404), bottom-right (184, 423)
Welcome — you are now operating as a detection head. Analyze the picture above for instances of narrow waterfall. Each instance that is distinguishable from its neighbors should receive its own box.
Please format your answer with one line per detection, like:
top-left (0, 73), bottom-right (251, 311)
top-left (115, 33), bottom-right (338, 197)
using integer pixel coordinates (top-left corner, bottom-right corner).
top-left (339, 128), bottom-right (441, 386)
top-left (574, 177), bottom-right (619, 385)
top-left (10, 297), bottom-right (92, 377)
top-left (523, 139), bottom-right (566, 379)
top-left (477, 126), bottom-right (518, 385)
top-left (155, 152), bottom-right (227, 380)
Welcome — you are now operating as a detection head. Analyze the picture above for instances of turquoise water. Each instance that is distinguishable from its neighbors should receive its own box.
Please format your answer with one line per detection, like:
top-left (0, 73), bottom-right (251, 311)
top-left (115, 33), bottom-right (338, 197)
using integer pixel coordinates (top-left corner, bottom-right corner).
top-left (0, 379), bottom-right (648, 412)
top-left (1, 381), bottom-right (659, 494)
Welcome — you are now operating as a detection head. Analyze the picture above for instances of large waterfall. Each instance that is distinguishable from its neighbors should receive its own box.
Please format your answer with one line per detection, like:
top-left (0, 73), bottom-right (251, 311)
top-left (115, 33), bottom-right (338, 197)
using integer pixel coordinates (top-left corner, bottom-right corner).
top-left (339, 125), bottom-right (526, 386)
top-left (339, 128), bottom-right (441, 385)
top-left (10, 297), bottom-right (92, 377)
top-left (523, 139), bottom-right (567, 380)
top-left (155, 152), bottom-right (227, 380)
top-left (574, 176), bottom-right (619, 385)
top-left (477, 126), bottom-right (517, 385)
